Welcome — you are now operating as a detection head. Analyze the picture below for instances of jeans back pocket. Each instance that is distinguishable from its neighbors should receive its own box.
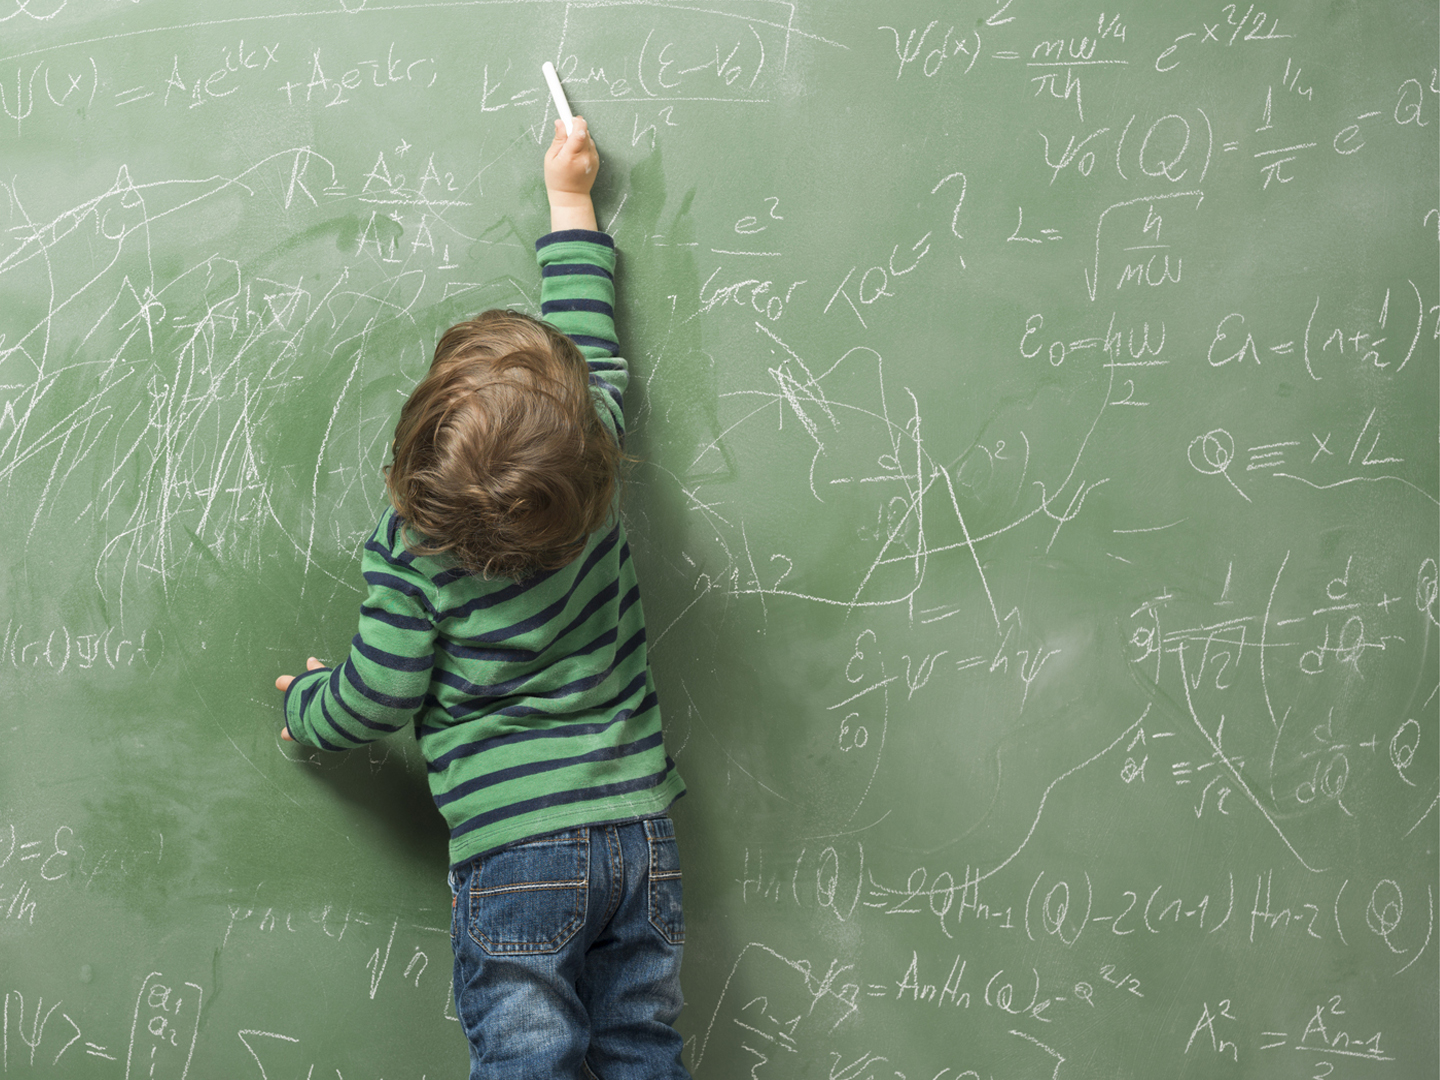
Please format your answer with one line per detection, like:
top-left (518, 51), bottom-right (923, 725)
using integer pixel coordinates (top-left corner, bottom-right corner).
top-left (469, 830), bottom-right (589, 955)
top-left (646, 816), bottom-right (685, 946)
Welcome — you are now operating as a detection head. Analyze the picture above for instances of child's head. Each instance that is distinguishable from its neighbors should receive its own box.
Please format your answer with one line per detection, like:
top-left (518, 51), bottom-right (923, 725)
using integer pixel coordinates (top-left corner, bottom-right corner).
top-left (386, 309), bottom-right (619, 579)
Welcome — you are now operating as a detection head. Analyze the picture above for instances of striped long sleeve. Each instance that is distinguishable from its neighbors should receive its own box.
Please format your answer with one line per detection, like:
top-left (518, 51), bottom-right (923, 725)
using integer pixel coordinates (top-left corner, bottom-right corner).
top-left (284, 517), bottom-right (439, 751)
top-left (284, 230), bottom-right (684, 865)
top-left (537, 228), bottom-right (626, 436)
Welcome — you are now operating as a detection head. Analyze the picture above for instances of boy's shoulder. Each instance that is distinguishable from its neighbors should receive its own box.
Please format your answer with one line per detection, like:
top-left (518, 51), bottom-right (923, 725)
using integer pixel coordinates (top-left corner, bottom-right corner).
top-left (369, 506), bottom-right (414, 564)
top-left (366, 508), bottom-right (461, 591)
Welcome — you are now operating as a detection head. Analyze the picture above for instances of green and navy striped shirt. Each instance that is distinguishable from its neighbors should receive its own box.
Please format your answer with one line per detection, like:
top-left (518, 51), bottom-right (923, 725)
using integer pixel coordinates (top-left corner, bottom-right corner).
top-left (284, 230), bottom-right (685, 865)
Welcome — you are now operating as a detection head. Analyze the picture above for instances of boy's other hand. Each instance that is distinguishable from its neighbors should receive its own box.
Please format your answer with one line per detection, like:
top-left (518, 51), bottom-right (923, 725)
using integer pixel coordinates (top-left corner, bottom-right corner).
top-left (276, 657), bottom-right (327, 741)
top-left (544, 117), bottom-right (599, 232)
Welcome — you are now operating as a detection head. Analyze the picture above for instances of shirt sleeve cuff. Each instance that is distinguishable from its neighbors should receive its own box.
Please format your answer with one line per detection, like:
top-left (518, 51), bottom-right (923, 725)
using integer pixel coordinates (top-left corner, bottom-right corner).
top-left (536, 229), bottom-right (614, 251)
top-left (282, 667), bottom-right (330, 748)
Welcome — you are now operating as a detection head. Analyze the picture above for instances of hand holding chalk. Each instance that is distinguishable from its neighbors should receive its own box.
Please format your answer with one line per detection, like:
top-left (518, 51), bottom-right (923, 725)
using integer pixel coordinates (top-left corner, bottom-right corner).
top-left (540, 61), bottom-right (595, 190)
top-left (544, 108), bottom-right (599, 233)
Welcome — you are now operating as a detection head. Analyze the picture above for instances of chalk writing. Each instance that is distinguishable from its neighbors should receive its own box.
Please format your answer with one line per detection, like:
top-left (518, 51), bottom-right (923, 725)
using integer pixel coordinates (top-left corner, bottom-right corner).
top-left (1, 985), bottom-right (117, 1070)
top-left (0, 4), bottom-right (1435, 1079)
top-left (277, 42), bottom-right (436, 108)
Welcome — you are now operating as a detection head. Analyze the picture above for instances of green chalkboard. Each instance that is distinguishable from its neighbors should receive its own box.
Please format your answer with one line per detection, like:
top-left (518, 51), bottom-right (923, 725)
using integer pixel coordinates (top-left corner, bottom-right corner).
top-left (2, 2), bottom-right (1436, 1077)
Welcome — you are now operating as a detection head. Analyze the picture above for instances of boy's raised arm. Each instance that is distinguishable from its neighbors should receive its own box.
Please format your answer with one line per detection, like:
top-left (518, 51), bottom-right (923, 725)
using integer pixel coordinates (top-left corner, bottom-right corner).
top-left (537, 117), bottom-right (628, 428)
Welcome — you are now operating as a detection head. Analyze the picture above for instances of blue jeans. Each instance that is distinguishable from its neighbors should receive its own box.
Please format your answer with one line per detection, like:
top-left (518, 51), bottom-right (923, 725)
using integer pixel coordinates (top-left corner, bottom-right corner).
top-left (449, 815), bottom-right (691, 1079)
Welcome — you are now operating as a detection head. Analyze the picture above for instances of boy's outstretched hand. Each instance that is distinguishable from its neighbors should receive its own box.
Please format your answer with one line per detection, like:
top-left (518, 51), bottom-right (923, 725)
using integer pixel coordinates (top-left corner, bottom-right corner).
top-left (544, 116), bottom-right (599, 233)
top-left (275, 657), bottom-right (326, 741)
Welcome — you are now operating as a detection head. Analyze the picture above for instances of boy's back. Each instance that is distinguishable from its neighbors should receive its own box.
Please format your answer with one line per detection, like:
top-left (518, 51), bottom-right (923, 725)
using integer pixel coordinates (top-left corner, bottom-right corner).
top-left (284, 229), bottom-right (684, 864)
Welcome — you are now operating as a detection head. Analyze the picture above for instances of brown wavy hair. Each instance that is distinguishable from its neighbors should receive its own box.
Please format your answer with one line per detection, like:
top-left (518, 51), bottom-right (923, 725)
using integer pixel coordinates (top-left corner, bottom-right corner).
top-left (385, 309), bottom-right (620, 579)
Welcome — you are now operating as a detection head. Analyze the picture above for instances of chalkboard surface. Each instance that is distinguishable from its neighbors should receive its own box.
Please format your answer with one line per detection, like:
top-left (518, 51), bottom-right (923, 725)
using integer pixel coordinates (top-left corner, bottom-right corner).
top-left (2, 2), bottom-right (1436, 1077)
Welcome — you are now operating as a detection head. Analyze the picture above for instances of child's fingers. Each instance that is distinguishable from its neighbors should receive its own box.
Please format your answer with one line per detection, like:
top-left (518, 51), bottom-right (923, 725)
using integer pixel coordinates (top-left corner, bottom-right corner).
top-left (563, 118), bottom-right (596, 177)
top-left (545, 119), bottom-right (567, 165)
top-left (275, 658), bottom-right (325, 692)
top-left (565, 117), bottom-right (591, 152)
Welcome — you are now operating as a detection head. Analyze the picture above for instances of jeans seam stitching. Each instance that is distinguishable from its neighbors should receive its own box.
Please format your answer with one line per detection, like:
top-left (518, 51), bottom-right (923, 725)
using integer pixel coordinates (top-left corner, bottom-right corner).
top-left (602, 825), bottom-right (624, 927)
top-left (472, 878), bottom-right (587, 895)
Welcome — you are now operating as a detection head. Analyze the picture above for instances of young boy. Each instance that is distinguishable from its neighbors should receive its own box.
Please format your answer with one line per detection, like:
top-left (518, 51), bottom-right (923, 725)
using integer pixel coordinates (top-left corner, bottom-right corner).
top-left (275, 116), bottom-right (691, 1080)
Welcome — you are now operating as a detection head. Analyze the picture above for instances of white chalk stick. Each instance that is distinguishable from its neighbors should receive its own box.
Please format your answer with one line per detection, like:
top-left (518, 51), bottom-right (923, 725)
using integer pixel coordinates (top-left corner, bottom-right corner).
top-left (541, 61), bottom-right (574, 135)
